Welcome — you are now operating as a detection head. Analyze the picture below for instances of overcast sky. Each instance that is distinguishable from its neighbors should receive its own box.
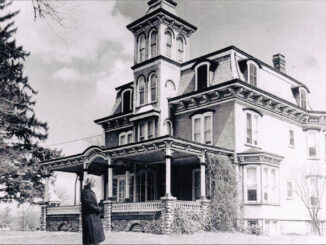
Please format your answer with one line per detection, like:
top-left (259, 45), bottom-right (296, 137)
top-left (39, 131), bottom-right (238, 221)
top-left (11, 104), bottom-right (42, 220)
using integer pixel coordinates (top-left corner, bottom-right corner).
top-left (8, 0), bottom-right (326, 203)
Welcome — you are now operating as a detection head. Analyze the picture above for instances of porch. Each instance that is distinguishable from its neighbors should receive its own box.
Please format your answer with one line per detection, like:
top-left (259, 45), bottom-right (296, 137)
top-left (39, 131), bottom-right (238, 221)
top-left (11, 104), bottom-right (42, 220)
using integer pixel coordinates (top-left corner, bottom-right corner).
top-left (40, 136), bottom-right (233, 233)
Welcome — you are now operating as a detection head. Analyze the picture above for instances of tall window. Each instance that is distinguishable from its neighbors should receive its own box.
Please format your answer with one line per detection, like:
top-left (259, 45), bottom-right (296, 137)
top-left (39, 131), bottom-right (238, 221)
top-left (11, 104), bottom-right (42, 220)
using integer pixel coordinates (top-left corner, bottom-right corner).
top-left (307, 130), bottom-right (318, 158)
top-left (177, 37), bottom-right (184, 62)
top-left (149, 73), bottom-right (157, 102)
top-left (263, 167), bottom-right (269, 202)
top-left (192, 169), bottom-right (200, 200)
top-left (138, 120), bottom-right (155, 141)
top-left (119, 131), bottom-right (133, 145)
top-left (196, 64), bottom-right (208, 91)
top-left (246, 112), bottom-right (259, 146)
top-left (150, 30), bottom-right (157, 58)
top-left (300, 89), bottom-right (307, 109)
top-left (287, 180), bottom-right (293, 199)
top-left (192, 112), bottom-right (213, 145)
top-left (136, 169), bottom-right (156, 202)
top-left (122, 90), bottom-right (132, 113)
top-left (138, 35), bottom-right (146, 63)
top-left (165, 31), bottom-right (172, 58)
top-left (113, 175), bottom-right (134, 202)
top-left (246, 167), bottom-right (258, 201)
top-left (248, 63), bottom-right (257, 86)
top-left (271, 169), bottom-right (277, 203)
top-left (289, 129), bottom-right (295, 147)
top-left (138, 76), bottom-right (146, 106)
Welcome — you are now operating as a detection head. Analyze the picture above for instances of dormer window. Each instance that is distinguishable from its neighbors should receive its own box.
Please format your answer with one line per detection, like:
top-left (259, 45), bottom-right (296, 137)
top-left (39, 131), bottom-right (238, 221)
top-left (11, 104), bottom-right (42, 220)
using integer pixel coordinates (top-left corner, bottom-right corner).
top-left (248, 63), bottom-right (257, 86)
top-left (122, 89), bottom-right (132, 113)
top-left (195, 63), bottom-right (209, 91)
top-left (165, 31), bottom-right (172, 58)
top-left (149, 73), bottom-right (157, 102)
top-left (300, 89), bottom-right (307, 109)
top-left (177, 36), bottom-right (185, 62)
top-left (149, 30), bottom-right (157, 58)
top-left (138, 76), bottom-right (146, 106)
top-left (138, 35), bottom-right (146, 63)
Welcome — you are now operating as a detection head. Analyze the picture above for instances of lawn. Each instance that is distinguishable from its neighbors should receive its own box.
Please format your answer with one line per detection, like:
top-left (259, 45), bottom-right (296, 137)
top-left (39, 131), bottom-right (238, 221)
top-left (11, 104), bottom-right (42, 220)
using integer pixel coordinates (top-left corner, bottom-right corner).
top-left (0, 231), bottom-right (326, 244)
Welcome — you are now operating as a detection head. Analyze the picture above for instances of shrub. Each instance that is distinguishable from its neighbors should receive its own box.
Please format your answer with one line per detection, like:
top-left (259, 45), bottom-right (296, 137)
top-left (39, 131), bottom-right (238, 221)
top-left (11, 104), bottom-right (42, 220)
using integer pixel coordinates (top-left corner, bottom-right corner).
top-left (171, 207), bottom-right (203, 234)
top-left (205, 153), bottom-right (240, 232)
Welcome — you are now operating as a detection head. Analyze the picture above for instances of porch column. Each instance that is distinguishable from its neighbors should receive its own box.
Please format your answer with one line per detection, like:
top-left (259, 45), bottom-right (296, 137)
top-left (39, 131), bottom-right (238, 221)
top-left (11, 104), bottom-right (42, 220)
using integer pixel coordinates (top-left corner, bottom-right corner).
top-left (79, 163), bottom-right (86, 232)
top-left (104, 158), bottom-right (113, 232)
top-left (200, 155), bottom-right (206, 199)
top-left (165, 156), bottom-right (172, 197)
top-left (40, 172), bottom-right (51, 231)
top-left (125, 168), bottom-right (130, 201)
top-left (101, 175), bottom-right (105, 200)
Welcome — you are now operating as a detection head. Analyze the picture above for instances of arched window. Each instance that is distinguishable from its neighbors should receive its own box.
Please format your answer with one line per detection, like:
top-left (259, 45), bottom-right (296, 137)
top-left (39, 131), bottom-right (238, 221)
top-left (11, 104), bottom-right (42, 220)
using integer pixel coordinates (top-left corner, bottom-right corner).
top-left (122, 89), bottom-right (132, 113)
top-left (177, 37), bottom-right (184, 62)
top-left (138, 76), bottom-right (146, 106)
top-left (164, 120), bottom-right (173, 136)
top-left (300, 89), bottom-right (307, 109)
top-left (165, 31), bottom-right (172, 58)
top-left (149, 30), bottom-right (157, 58)
top-left (149, 73), bottom-right (157, 102)
top-left (196, 63), bottom-right (209, 91)
top-left (307, 130), bottom-right (318, 158)
top-left (165, 80), bottom-right (176, 98)
top-left (248, 63), bottom-right (257, 86)
top-left (138, 35), bottom-right (146, 63)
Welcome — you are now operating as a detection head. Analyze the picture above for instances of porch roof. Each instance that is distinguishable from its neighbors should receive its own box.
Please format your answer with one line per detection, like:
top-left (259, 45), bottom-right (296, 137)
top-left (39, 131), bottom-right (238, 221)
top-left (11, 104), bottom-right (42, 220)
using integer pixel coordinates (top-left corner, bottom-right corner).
top-left (40, 136), bottom-right (233, 174)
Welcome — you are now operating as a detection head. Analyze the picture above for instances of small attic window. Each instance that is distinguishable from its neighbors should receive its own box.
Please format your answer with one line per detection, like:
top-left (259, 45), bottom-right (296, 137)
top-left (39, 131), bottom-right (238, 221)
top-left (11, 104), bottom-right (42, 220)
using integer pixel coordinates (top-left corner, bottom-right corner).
top-left (195, 63), bottom-right (209, 91)
top-left (122, 89), bottom-right (132, 113)
top-left (248, 62), bottom-right (258, 86)
top-left (300, 88), bottom-right (307, 109)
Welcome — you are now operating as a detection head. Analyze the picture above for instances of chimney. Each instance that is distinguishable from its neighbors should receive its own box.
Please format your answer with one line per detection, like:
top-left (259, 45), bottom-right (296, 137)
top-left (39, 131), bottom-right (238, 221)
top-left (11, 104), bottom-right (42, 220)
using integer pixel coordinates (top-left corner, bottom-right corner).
top-left (273, 54), bottom-right (286, 73)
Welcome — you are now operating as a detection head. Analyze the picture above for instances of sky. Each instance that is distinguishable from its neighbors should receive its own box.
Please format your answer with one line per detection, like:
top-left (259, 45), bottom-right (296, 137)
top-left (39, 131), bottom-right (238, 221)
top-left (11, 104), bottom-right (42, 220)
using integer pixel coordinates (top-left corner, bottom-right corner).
top-left (6, 0), bottom-right (326, 204)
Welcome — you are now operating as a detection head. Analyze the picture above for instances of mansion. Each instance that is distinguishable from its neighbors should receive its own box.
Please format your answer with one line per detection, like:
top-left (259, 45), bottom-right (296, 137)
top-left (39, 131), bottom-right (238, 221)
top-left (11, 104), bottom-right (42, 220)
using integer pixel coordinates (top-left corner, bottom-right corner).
top-left (40, 0), bottom-right (326, 235)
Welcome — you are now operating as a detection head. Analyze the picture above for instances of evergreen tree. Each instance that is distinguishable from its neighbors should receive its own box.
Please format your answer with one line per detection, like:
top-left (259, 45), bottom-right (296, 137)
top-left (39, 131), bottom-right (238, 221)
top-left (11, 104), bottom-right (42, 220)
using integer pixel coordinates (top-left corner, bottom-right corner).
top-left (0, 0), bottom-right (59, 204)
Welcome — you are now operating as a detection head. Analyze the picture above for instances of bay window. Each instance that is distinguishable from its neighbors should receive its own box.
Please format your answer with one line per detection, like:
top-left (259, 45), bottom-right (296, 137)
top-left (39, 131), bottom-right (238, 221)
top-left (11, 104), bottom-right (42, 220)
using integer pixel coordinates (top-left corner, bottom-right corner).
top-left (192, 112), bottom-right (213, 145)
top-left (246, 167), bottom-right (258, 202)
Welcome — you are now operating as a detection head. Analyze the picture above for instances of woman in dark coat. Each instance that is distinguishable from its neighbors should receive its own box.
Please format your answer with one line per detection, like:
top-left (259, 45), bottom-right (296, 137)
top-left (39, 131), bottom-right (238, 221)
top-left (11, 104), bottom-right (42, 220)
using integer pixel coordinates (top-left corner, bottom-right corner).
top-left (82, 177), bottom-right (105, 245)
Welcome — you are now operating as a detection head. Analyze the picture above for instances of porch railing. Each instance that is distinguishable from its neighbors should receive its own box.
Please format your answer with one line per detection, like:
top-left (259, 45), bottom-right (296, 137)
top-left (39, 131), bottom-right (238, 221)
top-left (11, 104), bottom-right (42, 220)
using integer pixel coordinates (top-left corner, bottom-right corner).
top-left (175, 200), bottom-right (202, 213)
top-left (47, 205), bottom-right (81, 215)
top-left (112, 201), bottom-right (162, 213)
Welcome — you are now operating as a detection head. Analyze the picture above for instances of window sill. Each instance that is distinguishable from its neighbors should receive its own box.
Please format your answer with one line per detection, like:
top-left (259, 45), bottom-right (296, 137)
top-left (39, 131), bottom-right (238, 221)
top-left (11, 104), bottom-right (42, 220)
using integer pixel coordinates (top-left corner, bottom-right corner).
top-left (307, 157), bottom-right (320, 161)
top-left (286, 197), bottom-right (293, 200)
top-left (136, 101), bottom-right (158, 109)
top-left (288, 145), bottom-right (295, 149)
top-left (244, 143), bottom-right (262, 150)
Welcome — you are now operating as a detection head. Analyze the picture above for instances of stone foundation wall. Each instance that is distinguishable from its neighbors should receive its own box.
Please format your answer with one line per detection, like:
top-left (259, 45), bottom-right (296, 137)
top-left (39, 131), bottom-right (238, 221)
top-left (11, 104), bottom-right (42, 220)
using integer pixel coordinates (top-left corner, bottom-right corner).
top-left (46, 215), bottom-right (80, 232)
top-left (111, 212), bottom-right (161, 232)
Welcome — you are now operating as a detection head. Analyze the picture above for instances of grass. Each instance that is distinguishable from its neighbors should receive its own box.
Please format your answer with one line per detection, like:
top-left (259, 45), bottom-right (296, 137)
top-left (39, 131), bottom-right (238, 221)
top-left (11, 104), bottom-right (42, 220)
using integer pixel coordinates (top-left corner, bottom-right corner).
top-left (0, 231), bottom-right (326, 244)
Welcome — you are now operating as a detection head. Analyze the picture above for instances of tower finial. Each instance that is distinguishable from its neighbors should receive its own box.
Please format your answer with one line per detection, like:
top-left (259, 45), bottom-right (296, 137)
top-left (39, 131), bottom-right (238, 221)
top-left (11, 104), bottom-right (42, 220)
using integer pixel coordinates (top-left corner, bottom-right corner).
top-left (147, 0), bottom-right (178, 14)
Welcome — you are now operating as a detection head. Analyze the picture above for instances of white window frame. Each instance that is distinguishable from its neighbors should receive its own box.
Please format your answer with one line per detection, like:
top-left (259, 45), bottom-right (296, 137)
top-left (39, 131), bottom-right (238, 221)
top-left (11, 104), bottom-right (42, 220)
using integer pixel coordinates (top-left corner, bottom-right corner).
top-left (148, 72), bottom-right (157, 103)
top-left (119, 130), bottom-right (133, 145)
top-left (138, 34), bottom-right (146, 63)
top-left (286, 180), bottom-right (294, 200)
top-left (113, 174), bottom-right (135, 202)
top-left (121, 88), bottom-right (133, 113)
top-left (149, 29), bottom-right (157, 59)
top-left (165, 30), bottom-right (174, 58)
top-left (306, 130), bottom-right (319, 159)
top-left (245, 111), bottom-right (261, 147)
top-left (176, 35), bottom-right (185, 63)
top-left (191, 112), bottom-right (213, 145)
top-left (244, 165), bottom-right (260, 203)
top-left (195, 62), bottom-right (210, 91)
top-left (137, 76), bottom-right (146, 106)
top-left (289, 128), bottom-right (295, 148)
top-left (138, 120), bottom-right (156, 142)
top-left (247, 61), bottom-right (258, 87)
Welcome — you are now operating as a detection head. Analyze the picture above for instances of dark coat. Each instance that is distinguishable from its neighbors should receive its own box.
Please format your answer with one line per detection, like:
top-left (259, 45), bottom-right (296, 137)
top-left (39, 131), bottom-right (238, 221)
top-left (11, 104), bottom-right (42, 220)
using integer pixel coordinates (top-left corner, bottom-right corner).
top-left (81, 187), bottom-right (105, 245)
